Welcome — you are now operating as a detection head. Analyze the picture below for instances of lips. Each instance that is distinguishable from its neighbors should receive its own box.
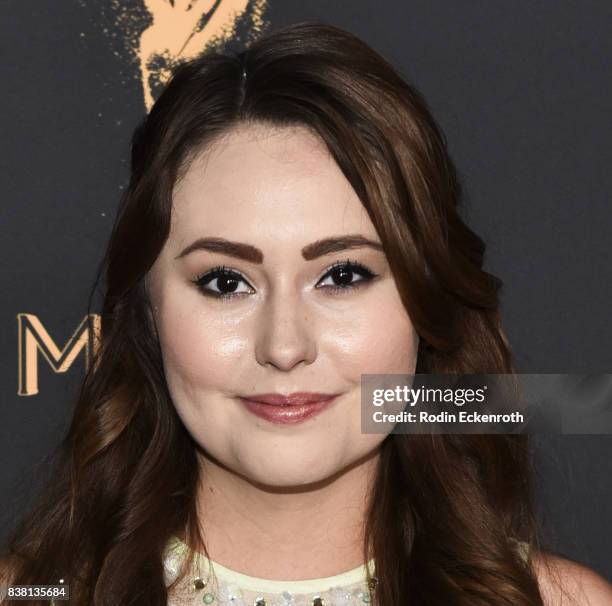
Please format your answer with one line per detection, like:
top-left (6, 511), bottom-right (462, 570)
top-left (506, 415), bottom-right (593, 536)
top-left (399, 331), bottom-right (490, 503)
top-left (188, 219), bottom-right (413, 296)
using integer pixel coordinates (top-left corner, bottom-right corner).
top-left (240, 392), bottom-right (338, 406)
top-left (237, 392), bottom-right (339, 424)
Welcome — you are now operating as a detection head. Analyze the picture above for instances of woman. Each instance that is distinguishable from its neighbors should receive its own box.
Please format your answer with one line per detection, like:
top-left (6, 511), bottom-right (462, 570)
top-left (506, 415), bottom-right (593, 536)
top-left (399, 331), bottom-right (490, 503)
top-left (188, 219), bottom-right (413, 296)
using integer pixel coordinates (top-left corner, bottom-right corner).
top-left (2, 21), bottom-right (610, 606)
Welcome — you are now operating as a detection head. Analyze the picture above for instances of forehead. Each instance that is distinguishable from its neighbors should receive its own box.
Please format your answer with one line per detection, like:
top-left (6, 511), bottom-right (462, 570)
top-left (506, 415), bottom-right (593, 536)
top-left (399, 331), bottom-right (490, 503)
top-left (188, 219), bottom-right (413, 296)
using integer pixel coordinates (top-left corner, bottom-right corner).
top-left (168, 123), bottom-right (376, 246)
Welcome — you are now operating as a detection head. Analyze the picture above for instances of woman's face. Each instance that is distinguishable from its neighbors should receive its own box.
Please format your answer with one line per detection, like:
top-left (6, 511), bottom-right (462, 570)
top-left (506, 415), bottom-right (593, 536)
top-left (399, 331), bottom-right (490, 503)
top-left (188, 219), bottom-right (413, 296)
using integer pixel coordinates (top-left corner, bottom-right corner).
top-left (147, 123), bottom-right (419, 487)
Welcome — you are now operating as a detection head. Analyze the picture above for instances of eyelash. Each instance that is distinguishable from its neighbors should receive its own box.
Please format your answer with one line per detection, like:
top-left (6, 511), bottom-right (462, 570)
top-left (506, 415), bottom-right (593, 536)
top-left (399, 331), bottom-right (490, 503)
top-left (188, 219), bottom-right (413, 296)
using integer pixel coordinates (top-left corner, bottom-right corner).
top-left (191, 259), bottom-right (378, 301)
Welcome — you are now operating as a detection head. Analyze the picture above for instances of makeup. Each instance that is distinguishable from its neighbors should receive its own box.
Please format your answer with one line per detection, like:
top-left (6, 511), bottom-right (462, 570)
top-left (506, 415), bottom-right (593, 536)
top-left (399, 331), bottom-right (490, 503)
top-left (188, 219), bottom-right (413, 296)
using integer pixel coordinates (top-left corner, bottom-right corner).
top-left (237, 392), bottom-right (339, 425)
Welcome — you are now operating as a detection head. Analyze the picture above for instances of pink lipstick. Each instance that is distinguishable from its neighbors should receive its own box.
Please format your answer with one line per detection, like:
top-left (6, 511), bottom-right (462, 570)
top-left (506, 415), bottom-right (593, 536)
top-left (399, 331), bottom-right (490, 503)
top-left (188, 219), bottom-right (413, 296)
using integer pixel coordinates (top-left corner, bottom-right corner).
top-left (237, 392), bottom-right (339, 425)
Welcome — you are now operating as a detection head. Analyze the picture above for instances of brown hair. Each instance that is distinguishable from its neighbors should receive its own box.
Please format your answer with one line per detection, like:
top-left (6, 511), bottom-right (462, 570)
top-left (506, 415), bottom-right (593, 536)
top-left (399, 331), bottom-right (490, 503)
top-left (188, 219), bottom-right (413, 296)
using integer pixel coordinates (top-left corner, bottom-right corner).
top-left (2, 21), bottom-right (544, 605)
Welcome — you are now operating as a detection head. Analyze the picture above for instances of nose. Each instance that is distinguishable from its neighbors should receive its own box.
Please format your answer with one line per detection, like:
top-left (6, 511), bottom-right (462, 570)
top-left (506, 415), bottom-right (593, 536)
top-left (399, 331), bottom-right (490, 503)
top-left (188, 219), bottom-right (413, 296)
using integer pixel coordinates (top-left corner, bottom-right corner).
top-left (254, 287), bottom-right (317, 371)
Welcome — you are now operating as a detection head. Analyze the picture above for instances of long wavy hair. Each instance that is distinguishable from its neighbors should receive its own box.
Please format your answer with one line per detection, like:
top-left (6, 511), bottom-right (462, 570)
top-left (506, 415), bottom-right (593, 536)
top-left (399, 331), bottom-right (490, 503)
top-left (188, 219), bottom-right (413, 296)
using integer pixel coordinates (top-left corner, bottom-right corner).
top-left (2, 21), bottom-right (545, 605)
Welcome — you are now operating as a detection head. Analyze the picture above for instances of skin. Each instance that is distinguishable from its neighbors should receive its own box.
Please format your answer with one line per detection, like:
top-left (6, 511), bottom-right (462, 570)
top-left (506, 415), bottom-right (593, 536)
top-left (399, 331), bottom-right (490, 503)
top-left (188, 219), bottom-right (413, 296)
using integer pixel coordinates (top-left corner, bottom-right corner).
top-left (533, 553), bottom-right (612, 606)
top-left (146, 122), bottom-right (419, 579)
top-left (144, 122), bottom-right (612, 601)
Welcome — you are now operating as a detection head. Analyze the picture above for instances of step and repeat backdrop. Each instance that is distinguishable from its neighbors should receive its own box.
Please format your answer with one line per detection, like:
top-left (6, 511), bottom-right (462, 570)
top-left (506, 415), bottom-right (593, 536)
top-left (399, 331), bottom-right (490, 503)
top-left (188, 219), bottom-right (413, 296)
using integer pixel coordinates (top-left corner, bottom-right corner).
top-left (2, 1), bottom-right (611, 578)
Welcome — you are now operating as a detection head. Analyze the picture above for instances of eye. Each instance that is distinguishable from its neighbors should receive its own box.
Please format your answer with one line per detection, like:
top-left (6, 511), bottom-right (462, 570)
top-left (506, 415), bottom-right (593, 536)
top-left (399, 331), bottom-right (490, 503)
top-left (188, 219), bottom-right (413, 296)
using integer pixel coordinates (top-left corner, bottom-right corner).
top-left (316, 259), bottom-right (377, 294)
top-left (192, 259), bottom-right (378, 301)
top-left (192, 265), bottom-right (253, 299)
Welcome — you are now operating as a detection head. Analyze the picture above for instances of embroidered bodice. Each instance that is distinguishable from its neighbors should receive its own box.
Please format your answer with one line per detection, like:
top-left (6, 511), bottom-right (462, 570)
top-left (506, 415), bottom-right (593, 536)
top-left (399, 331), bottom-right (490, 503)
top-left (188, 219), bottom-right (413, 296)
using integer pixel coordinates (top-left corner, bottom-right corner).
top-left (163, 535), bottom-right (376, 606)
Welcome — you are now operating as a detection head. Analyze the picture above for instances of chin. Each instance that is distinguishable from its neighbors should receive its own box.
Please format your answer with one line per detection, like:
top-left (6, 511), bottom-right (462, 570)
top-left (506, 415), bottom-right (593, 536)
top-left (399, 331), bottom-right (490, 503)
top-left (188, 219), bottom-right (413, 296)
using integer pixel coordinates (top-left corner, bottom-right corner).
top-left (248, 469), bottom-right (335, 489)
top-left (238, 455), bottom-right (344, 489)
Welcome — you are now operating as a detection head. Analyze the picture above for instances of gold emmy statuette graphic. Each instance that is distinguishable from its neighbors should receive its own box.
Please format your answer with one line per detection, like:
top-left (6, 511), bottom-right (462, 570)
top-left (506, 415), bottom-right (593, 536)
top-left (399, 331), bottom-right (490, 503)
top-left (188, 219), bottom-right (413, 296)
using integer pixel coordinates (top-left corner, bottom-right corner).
top-left (17, 314), bottom-right (101, 396)
top-left (139, 0), bottom-right (268, 110)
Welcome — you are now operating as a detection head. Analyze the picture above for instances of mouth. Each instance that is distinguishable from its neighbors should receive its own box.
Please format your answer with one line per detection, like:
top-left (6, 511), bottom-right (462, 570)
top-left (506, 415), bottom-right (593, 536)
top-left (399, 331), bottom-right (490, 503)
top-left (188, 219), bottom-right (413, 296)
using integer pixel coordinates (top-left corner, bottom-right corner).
top-left (237, 392), bottom-right (340, 425)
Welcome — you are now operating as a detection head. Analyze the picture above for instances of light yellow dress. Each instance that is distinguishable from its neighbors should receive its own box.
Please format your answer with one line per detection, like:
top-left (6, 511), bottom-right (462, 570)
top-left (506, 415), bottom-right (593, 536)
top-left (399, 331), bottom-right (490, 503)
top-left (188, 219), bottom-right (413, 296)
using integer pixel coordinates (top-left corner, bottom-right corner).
top-left (163, 535), bottom-right (530, 606)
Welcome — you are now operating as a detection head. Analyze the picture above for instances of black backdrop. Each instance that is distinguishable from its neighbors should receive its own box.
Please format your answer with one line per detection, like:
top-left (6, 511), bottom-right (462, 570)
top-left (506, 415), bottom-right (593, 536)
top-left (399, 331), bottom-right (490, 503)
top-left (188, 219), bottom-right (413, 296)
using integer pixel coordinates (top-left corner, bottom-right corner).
top-left (1, 1), bottom-right (611, 580)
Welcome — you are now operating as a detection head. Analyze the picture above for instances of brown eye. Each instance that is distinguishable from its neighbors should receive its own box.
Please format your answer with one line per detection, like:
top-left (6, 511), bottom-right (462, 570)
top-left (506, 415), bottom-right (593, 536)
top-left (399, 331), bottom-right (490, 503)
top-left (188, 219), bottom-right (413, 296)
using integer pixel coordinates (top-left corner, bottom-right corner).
top-left (317, 260), bottom-right (377, 294)
top-left (193, 266), bottom-right (253, 299)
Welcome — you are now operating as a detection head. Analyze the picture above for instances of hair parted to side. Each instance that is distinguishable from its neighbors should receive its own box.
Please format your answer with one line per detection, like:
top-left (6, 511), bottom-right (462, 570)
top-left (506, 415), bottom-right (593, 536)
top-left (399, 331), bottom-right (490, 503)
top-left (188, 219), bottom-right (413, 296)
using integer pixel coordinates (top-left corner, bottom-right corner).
top-left (2, 21), bottom-right (545, 605)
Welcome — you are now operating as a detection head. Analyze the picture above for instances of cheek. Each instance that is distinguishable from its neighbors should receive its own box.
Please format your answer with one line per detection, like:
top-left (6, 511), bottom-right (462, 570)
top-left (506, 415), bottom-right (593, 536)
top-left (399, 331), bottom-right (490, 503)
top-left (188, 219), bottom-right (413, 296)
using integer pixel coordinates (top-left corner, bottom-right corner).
top-left (155, 302), bottom-right (248, 396)
top-left (322, 286), bottom-right (418, 376)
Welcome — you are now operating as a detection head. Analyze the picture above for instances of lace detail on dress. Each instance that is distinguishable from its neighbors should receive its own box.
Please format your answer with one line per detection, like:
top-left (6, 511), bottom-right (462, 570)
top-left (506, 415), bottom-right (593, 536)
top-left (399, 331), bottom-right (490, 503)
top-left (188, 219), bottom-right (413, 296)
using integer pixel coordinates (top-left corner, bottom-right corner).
top-left (162, 535), bottom-right (530, 605)
top-left (163, 536), bottom-right (376, 606)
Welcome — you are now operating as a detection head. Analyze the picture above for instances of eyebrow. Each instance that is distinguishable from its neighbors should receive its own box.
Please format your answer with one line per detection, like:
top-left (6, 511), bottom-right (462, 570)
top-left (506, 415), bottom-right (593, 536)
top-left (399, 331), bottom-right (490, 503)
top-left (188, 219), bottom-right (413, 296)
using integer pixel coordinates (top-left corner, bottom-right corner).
top-left (175, 234), bottom-right (384, 262)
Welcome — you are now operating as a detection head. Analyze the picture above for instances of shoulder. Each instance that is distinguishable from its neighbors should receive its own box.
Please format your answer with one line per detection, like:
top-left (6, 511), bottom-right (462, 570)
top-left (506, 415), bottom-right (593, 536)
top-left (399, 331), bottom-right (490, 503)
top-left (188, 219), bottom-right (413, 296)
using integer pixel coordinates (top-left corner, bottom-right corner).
top-left (532, 551), bottom-right (612, 606)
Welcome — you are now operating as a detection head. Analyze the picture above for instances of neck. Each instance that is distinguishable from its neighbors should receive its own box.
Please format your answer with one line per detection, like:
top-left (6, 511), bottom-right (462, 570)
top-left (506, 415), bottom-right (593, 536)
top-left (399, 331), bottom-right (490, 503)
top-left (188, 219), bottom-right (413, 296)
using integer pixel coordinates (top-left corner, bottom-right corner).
top-left (188, 447), bottom-right (380, 581)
